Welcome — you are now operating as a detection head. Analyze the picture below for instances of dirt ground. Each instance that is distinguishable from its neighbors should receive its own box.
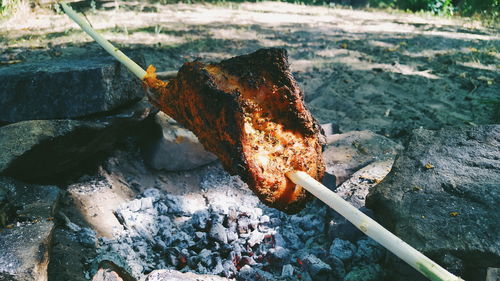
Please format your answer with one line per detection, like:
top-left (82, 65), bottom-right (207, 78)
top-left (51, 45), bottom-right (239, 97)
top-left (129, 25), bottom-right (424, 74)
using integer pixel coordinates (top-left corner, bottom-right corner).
top-left (1, 1), bottom-right (499, 139)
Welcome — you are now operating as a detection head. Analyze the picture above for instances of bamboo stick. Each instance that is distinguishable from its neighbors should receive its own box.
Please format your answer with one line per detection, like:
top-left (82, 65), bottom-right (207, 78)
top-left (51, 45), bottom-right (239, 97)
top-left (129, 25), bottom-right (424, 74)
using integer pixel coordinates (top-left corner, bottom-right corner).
top-left (286, 171), bottom-right (464, 281)
top-left (60, 2), bottom-right (146, 79)
top-left (156, 70), bottom-right (178, 79)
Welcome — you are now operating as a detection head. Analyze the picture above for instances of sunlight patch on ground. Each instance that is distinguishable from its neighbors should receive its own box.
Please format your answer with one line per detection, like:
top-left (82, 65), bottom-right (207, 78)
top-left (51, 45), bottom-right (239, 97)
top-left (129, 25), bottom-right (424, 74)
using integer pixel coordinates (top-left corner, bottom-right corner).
top-left (350, 63), bottom-right (440, 79)
top-left (2, 1), bottom-right (497, 50)
top-left (290, 59), bottom-right (318, 73)
top-left (209, 28), bottom-right (260, 41)
top-left (402, 49), bottom-right (450, 58)
top-left (329, 53), bottom-right (441, 79)
top-left (342, 22), bottom-right (417, 34)
top-left (368, 40), bottom-right (399, 49)
top-left (390, 63), bottom-right (440, 79)
top-left (258, 38), bottom-right (289, 48)
top-left (418, 30), bottom-right (500, 41)
top-left (458, 61), bottom-right (497, 71)
top-left (316, 48), bottom-right (351, 58)
top-left (103, 32), bottom-right (187, 46)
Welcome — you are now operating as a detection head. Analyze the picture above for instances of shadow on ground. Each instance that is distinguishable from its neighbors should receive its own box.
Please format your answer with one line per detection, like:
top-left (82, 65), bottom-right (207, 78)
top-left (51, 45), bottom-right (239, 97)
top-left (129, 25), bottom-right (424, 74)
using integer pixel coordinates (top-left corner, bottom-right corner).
top-left (2, 3), bottom-right (497, 138)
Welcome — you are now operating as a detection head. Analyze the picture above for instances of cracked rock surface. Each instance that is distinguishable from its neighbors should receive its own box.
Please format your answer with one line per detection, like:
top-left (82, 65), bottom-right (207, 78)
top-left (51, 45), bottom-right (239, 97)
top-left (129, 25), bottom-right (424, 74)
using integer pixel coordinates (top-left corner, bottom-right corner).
top-left (0, 55), bottom-right (145, 123)
top-left (367, 125), bottom-right (500, 280)
top-left (0, 177), bottom-right (60, 281)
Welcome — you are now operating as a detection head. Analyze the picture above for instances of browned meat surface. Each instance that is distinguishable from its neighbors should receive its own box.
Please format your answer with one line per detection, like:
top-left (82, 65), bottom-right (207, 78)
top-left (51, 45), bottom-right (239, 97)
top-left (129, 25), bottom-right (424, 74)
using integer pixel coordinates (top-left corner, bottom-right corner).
top-left (144, 48), bottom-right (325, 213)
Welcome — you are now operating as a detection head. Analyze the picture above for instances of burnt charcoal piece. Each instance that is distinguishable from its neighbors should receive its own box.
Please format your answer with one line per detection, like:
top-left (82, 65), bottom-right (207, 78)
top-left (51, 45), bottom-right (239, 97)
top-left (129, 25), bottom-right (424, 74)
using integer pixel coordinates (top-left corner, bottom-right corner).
top-left (144, 48), bottom-right (325, 213)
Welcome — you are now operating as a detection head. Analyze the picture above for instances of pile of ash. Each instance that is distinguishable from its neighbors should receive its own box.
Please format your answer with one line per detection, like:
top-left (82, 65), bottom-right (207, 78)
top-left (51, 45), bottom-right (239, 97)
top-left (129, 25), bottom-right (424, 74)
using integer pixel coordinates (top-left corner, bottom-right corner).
top-left (86, 165), bottom-right (386, 280)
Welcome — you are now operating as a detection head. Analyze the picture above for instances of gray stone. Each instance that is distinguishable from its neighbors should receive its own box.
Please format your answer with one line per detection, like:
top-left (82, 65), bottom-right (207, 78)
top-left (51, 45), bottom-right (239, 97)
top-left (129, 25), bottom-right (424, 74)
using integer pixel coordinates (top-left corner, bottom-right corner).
top-left (268, 246), bottom-right (290, 269)
top-left (291, 213), bottom-right (324, 232)
top-left (0, 178), bottom-right (60, 281)
top-left (0, 99), bottom-right (153, 182)
top-left (367, 125), bottom-right (500, 274)
top-left (0, 177), bottom-right (60, 220)
top-left (486, 268), bottom-right (500, 281)
top-left (209, 223), bottom-right (228, 244)
top-left (144, 269), bottom-right (229, 281)
top-left (259, 215), bottom-right (270, 224)
top-left (352, 238), bottom-right (385, 265)
top-left (273, 232), bottom-right (286, 248)
top-left (237, 216), bottom-right (251, 235)
top-left (227, 229), bottom-right (238, 242)
top-left (212, 258), bottom-right (224, 275)
top-left (237, 265), bottom-right (274, 281)
top-left (92, 268), bottom-right (123, 281)
top-left (282, 228), bottom-right (303, 250)
top-left (324, 255), bottom-right (346, 280)
top-left (191, 210), bottom-right (210, 231)
top-left (321, 123), bottom-right (341, 136)
top-left (199, 249), bottom-right (212, 260)
top-left (0, 55), bottom-right (145, 122)
top-left (343, 264), bottom-right (384, 281)
top-left (88, 253), bottom-right (135, 280)
top-left (281, 264), bottom-right (294, 277)
top-left (247, 229), bottom-right (265, 247)
top-left (323, 131), bottom-right (402, 187)
top-left (303, 254), bottom-right (333, 281)
top-left (0, 181), bottom-right (15, 228)
top-left (91, 261), bottom-right (134, 281)
top-left (237, 256), bottom-right (256, 268)
top-left (222, 260), bottom-right (237, 277)
top-left (330, 238), bottom-right (356, 262)
top-left (143, 112), bottom-right (217, 171)
top-left (66, 176), bottom-right (139, 239)
top-left (0, 221), bottom-right (54, 281)
top-left (334, 156), bottom-right (398, 208)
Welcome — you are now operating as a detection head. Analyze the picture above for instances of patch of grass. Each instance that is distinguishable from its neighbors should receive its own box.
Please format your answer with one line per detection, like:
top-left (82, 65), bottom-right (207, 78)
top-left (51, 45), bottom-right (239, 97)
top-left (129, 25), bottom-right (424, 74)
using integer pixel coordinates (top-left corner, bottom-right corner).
top-left (1, 0), bottom-right (23, 19)
top-left (368, 0), bottom-right (499, 24)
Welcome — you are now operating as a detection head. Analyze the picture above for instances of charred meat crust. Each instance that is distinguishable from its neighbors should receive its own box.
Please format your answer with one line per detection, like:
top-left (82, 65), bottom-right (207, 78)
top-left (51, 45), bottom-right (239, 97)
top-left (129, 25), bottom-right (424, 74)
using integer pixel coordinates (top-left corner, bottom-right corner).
top-left (218, 48), bottom-right (323, 138)
top-left (146, 48), bottom-right (325, 214)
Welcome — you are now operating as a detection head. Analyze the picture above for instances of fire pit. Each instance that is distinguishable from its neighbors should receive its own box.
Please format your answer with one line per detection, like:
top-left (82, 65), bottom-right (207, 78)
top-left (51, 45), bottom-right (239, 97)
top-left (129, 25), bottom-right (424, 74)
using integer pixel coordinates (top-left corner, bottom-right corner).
top-left (54, 128), bottom-right (402, 281)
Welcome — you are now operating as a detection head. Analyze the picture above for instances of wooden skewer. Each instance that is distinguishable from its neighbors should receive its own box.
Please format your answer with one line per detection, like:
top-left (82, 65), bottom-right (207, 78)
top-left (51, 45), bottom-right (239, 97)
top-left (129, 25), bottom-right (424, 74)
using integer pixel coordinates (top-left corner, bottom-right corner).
top-left (60, 3), bottom-right (464, 280)
top-left (156, 70), bottom-right (178, 79)
top-left (287, 171), bottom-right (464, 281)
top-left (60, 2), bottom-right (146, 80)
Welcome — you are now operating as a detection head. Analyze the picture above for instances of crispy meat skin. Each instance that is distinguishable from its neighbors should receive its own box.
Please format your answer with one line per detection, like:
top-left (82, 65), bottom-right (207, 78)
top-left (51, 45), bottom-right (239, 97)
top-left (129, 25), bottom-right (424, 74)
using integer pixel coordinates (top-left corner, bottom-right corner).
top-left (144, 48), bottom-right (325, 213)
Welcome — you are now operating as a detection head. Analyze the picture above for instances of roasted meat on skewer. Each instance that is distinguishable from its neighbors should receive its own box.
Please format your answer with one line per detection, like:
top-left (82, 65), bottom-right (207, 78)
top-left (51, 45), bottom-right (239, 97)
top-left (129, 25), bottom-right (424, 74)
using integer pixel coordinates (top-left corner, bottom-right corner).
top-left (144, 48), bottom-right (325, 213)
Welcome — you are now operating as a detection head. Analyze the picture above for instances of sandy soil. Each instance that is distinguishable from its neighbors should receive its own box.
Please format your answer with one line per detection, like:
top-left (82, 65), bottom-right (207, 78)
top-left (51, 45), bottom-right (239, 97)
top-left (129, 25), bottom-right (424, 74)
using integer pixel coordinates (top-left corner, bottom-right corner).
top-left (1, 1), bottom-right (499, 139)
top-left (1, 4), bottom-right (498, 279)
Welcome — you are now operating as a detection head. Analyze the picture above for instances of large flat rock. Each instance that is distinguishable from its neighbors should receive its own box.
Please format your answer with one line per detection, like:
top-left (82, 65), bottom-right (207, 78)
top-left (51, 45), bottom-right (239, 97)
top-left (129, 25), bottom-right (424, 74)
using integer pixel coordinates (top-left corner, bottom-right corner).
top-left (0, 177), bottom-right (60, 281)
top-left (142, 112), bottom-right (217, 172)
top-left (0, 182), bottom-right (15, 228)
top-left (0, 99), bottom-right (154, 182)
top-left (323, 130), bottom-right (402, 187)
top-left (322, 131), bottom-right (402, 242)
top-left (0, 55), bottom-right (145, 123)
top-left (366, 125), bottom-right (500, 279)
top-left (0, 221), bottom-right (54, 281)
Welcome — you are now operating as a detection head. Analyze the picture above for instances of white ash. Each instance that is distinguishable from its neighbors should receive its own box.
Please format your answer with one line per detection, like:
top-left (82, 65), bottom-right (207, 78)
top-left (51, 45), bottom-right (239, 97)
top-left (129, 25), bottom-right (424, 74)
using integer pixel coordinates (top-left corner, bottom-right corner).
top-left (67, 177), bottom-right (111, 195)
top-left (89, 165), bottom-right (386, 280)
